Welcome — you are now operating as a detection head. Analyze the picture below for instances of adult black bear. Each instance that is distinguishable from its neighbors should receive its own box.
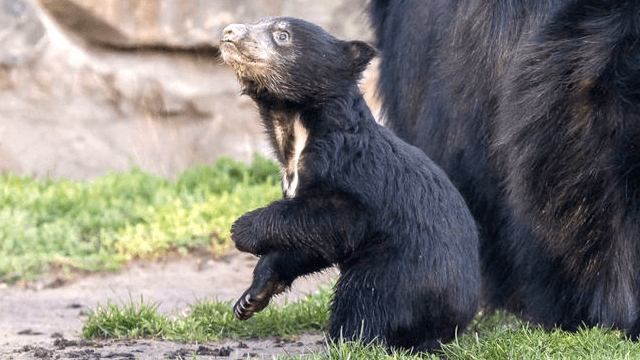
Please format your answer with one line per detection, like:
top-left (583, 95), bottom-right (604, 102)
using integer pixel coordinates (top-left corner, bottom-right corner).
top-left (219, 17), bottom-right (481, 351)
top-left (370, 0), bottom-right (640, 338)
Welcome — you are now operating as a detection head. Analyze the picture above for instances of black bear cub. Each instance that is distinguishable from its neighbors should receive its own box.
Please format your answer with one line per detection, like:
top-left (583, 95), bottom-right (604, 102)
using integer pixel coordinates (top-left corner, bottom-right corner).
top-left (219, 17), bottom-right (480, 352)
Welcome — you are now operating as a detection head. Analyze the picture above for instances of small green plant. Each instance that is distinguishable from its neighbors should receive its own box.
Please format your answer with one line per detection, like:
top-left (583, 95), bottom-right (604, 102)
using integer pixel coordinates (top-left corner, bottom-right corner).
top-left (0, 154), bottom-right (281, 283)
top-left (299, 336), bottom-right (422, 360)
top-left (80, 296), bottom-right (167, 339)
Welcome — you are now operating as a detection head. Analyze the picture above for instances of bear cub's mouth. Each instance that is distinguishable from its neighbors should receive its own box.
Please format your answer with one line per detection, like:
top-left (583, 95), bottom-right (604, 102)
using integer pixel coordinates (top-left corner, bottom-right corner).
top-left (219, 41), bottom-right (243, 62)
top-left (219, 42), bottom-right (261, 89)
top-left (220, 41), bottom-right (261, 67)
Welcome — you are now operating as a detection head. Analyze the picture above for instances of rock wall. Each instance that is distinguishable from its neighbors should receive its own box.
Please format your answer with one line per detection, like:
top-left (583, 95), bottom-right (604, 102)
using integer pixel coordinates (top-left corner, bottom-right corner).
top-left (0, 0), bottom-right (376, 179)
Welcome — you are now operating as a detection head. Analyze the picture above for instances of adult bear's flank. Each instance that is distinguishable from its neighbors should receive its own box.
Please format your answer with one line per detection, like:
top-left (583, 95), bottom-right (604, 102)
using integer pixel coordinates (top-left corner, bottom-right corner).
top-left (370, 0), bottom-right (640, 339)
top-left (219, 17), bottom-right (481, 351)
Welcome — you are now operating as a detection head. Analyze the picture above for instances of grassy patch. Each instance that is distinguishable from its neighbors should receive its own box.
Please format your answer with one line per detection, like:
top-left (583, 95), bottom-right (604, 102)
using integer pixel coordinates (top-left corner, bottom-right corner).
top-left (82, 286), bottom-right (332, 342)
top-left (79, 296), bottom-right (167, 339)
top-left (298, 311), bottom-right (640, 360)
top-left (301, 337), bottom-right (418, 360)
top-left (441, 312), bottom-right (640, 360)
top-left (0, 154), bottom-right (281, 283)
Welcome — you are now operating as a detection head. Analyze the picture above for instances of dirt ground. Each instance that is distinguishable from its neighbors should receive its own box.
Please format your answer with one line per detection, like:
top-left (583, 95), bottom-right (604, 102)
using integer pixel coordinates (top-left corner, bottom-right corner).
top-left (0, 251), bottom-right (338, 359)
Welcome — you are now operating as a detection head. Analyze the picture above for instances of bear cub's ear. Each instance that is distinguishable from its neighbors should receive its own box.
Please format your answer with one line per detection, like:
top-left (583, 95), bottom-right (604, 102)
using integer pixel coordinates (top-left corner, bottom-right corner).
top-left (346, 41), bottom-right (377, 74)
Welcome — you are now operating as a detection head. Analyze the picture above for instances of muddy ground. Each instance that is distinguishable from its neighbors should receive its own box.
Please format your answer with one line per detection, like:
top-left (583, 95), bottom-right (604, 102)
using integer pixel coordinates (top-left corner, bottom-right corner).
top-left (0, 251), bottom-right (338, 359)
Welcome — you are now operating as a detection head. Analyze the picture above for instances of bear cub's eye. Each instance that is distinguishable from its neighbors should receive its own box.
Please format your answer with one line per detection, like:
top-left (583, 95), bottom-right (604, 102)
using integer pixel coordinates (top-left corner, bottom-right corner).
top-left (274, 31), bottom-right (290, 43)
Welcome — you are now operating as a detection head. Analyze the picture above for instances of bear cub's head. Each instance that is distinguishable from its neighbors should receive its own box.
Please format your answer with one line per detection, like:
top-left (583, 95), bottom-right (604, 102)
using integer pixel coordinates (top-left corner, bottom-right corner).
top-left (220, 17), bottom-right (376, 104)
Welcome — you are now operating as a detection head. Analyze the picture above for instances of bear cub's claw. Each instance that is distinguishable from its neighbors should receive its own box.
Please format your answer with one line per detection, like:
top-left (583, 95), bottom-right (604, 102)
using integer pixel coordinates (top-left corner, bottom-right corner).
top-left (234, 292), bottom-right (260, 321)
top-left (233, 277), bottom-right (287, 321)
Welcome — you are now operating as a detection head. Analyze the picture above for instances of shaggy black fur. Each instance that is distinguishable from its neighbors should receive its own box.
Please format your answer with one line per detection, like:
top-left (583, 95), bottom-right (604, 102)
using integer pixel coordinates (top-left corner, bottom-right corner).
top-left (220, 17), bottom-right (481, 351)
top-left (370, 0), bottom-right (640, 338)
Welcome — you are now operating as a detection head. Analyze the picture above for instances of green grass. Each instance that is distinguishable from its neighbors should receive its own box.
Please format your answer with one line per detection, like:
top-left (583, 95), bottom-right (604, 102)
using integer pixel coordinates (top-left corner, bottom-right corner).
top-left (303, 312), bottom-right (639, 359)
top-left (439, 311), bottom-right (640, 360)
top-left (0, 154), bottom-right (281, 283)
top-left (82, 286), bottom-right (332, 342)
top-left (81, 289), bottom-right (640, 359)
top-left (302, 325), bottom-right (640, 360)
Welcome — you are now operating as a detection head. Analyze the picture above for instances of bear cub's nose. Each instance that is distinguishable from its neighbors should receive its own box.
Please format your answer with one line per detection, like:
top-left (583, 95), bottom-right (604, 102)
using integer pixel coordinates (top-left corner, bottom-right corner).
top-left (222, 24), bottom-right (248, 43)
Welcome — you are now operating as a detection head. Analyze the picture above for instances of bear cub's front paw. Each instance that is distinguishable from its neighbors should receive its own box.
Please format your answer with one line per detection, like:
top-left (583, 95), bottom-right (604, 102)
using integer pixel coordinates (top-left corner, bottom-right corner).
top-left (231, 212), bottom-right (259, 254)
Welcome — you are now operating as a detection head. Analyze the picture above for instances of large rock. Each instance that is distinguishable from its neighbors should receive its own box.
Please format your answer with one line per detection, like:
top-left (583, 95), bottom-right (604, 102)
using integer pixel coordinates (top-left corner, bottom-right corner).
top-left (35, 0), bottom-right (372, 48)
top-left (36, 0), bottom-right (280, 47)
top-left (0, 0), bottom-right (374, 180)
